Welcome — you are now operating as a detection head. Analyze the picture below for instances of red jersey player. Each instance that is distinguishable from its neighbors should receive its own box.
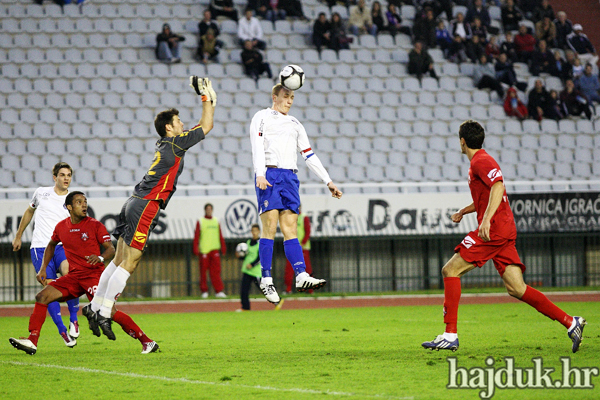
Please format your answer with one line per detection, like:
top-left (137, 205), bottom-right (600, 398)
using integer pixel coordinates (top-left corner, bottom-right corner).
top-left (9, 192), bottom-right (159, 355)
top-left (421, 120), bottom-right (586, 353)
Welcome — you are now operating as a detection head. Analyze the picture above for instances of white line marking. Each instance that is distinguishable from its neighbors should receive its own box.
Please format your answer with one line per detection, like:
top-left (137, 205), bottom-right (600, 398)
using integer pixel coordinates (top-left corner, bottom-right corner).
top-left (0, 361), bottom-right (413, 399)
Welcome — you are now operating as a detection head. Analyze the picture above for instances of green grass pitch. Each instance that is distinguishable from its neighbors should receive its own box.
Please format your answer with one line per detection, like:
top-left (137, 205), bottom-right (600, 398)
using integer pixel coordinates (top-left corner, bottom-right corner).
top-left (0, 302), bottom-right (598, 400)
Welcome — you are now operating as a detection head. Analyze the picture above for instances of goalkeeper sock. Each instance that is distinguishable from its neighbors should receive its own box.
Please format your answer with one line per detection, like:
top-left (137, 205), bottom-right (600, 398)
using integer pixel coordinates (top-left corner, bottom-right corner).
top-left (259, 238), bottom-right (274, 278)
top-left (283, 238), bottom-right (306, 276)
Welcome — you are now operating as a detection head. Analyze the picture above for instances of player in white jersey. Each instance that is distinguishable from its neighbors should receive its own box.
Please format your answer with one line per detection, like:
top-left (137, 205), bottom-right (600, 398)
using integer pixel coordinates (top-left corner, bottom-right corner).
top-left (250, 83), bottom-right (343, 304)
top-left (12, 162), bottom-right (80, 346)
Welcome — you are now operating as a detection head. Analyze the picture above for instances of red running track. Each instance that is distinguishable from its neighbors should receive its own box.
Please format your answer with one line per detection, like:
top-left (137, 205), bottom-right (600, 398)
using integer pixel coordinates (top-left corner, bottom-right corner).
top-left (1, 292), bottom-right (598, 317)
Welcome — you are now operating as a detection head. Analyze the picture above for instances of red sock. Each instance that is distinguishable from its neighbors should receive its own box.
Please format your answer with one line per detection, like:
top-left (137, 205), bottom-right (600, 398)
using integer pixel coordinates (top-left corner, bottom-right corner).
top-left (520, 286), bottom-right (573, 329)
top-left (443, 277), bottom-right (461, 334)
top-left (113, 311), bottom-right (152, 343)
top-left (28, 303), bottom-right (48, 346)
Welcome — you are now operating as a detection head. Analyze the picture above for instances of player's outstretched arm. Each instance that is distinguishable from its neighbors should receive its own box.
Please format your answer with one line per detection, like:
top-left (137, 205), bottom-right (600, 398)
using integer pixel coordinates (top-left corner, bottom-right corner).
top-left (451, 203), bottom-right (475, 223)
top-left (12, 206), bottom-right (35, 251)
top-left (189, 76), bottom-right (216, 135)
top-left (327, 182), bottom-right (343, 199)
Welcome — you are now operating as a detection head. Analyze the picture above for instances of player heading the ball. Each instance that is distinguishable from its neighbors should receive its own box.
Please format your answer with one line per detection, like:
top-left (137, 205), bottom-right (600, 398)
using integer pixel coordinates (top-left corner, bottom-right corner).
top-left (249, 82), bottom-right (342, 305)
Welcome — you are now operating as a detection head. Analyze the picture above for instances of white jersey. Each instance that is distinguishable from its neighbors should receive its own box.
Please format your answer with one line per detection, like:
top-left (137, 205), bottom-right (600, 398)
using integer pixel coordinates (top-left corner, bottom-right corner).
top-left (250, 108), bottom-right (331, 184)
top-left (29, 186), bottom-right (69, 249)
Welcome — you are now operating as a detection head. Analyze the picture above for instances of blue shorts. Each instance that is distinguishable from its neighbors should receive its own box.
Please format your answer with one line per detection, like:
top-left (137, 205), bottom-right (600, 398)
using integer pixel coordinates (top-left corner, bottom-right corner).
top-left (30, 245), bottom-right (67, 279)
top-left (256, 168), bottom-right (301, 215)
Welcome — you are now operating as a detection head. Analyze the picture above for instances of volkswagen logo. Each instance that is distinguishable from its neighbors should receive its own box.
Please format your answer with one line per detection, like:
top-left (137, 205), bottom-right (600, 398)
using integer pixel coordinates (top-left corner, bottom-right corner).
top-left (225, 199), bottom-right (259, 236)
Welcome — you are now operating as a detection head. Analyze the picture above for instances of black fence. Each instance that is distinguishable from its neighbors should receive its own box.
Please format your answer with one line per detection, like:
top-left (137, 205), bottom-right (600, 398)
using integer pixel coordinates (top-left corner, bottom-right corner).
top-left (1, 233), bottom-right (599, 302)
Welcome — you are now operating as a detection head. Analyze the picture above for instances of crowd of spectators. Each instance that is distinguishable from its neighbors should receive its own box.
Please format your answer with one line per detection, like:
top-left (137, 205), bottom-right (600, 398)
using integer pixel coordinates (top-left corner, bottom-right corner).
top-left (151, 0), bottom-right (599, 121)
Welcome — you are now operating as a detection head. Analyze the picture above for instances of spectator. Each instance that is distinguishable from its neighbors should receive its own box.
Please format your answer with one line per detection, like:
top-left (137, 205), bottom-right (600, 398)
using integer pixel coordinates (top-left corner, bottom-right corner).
top-left (371, 1), bottom-right (386, 34)
top-left (560, 79), bottom-right (593, 119)
top-left (500, 32), bottom-right (518, 63)
top-left (504, 87), bottom-right (528, 120)
top-left (197, 28), bottom-right (224, 64)
top-left (280, 0), bottom-right (308, 20)
top-left (312, 12), bottom-right (331, 52)
top-left (530, 40), bottom-right (556, 76)
top-left (210, 0), bottom-right (239, 22)
top-left (553, 11), bottom-right (572, 50)
top-left (466, 0), bottom-right (491, 29)
top-left (408, 41), bottom-right (439, 80)
top-left (535, 16), bottom-right (556, 47)
top-left (264, 0), bottom-right (286, 22)
top-left (470, 17), bottom-right (487, 43)
top-left (551, 50), bottom-right (572, 82)
top-left (451, 12), bottom-right (472, 41)
top-left (514, 24), bottom-right (536, 63)
top-left (155, 23), bottom-right (184, 64)
top-left (199, 10), bottom-right (220, 37)
top-left (528, 79), bottom-right (558, 121)
top-left (349, 0), bottom-right (377, 36)
top-left (533, 0), bottom-right (554, 23)
top-left (501, 0), bottom-right (523, 32)
top-left (518, 0), bottom-right (539, 20)
top-left (436, 20), bottom-right (453, 56)
top-left (496, 52), bottom-right (528, 91)
top-left (466, 35), bottom-right (486, 63)
top-left (329, 12), bottom-right (352, 51)
top-left (413, 7), bottom-right (438, 49)
top-left (549, 89), bottom-right (565, 119)
top-left (567, 24), bottom-right (599, 68)
top-left (473, 54), bottom-right (504, 98)
top-left (386, 4), bottom-right (411, 37)
top-left (238, 9), bottom-right (266, 50)
top-left (241, 40), bottom-right (273, 81)
top-left (571, 57), bottom-right (584, 80)
top-left (449, 35), bottom-right (469, 64)
top-left (576, 64), bottom-right (600, 104)
top-left (485, 35), bottom-right (500, 60)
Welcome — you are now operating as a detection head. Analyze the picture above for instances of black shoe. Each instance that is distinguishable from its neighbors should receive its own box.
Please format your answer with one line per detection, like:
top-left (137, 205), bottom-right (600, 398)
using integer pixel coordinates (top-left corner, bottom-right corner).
top-left (82, 304), bottom-right (101, 337)
top-left (95, 313), bottom-right (116, 341)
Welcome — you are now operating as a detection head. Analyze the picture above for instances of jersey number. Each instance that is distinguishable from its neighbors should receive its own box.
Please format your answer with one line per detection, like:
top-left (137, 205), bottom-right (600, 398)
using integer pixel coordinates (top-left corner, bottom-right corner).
top-left (148, 151), bottom-right (161, 175)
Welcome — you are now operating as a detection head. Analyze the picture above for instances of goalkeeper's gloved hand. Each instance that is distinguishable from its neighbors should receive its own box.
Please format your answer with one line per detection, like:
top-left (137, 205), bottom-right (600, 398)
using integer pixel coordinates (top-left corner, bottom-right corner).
top-left (189, 76), bottom-right (217, 106)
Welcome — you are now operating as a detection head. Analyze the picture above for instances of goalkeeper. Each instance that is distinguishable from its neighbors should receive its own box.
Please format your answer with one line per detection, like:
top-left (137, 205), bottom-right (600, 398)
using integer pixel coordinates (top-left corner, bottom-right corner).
top-left (83, 77), bottom-right (217, 341)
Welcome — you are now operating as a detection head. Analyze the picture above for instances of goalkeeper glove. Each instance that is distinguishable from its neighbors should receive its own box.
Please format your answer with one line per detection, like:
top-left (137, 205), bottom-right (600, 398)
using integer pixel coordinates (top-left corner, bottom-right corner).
top-left (189, 76), bottom-right (217, 106)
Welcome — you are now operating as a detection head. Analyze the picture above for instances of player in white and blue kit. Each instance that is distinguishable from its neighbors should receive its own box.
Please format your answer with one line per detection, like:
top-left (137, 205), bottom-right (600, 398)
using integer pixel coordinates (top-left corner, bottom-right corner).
top-left (12, 162), bottom-right (80, 346)
top-left (250, 83), bottom-right (343, 304)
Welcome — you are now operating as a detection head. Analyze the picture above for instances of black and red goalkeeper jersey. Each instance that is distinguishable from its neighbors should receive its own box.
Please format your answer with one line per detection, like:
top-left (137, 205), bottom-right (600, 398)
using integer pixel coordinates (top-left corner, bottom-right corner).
top-left (133, 125), bottom-right (205, 208)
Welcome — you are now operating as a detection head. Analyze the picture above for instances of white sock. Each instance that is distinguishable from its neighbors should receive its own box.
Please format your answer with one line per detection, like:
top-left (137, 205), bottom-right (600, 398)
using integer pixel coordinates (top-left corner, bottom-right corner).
top-left (261, 277), bottom-right (273, 285)
top-left (568, 317), bottom-right (577, 331)
top-left (443, 332), bottom-right (458, 341)
top-left (99, 267), bottom-right (130, 318)
top-left (91, 261), bottom-right (118, 312)
top-left (295, 271), bottom-right (309, 283)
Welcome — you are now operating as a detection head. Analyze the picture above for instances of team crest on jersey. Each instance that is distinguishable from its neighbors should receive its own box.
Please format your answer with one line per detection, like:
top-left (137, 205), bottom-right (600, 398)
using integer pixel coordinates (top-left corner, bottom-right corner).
top-left (134, 231), bottom-right (147, 243)
top-left (461, 235), bottom-right (476, 249)
top-left (81, 232), bottom-right (89, 241)
top-left (264, 200), bottom-right (269, 208)
top-left (487, 168), bottom-right (503, 181)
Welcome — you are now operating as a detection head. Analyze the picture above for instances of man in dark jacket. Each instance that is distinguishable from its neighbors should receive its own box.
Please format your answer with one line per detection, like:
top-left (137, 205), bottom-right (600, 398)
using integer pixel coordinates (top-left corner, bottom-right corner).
top-left (528, 79), bottom-right (558, 121)
top-left (413, 7), bottom-right (438, 49)
top-left (530, 40), bottom-right (556, 76)
top-left (156, 23), bottom-right (185, 63)
top-left (501, 0), bottom-right (523, 32)
top-left (567, 24), bottom-right (598, 67)
top-left (553, 11), bottom-right (572, 49)
top-left (199, 9), bottom-right (220, 37)
top-left (466, 0), bottom-right (490, 28)
top-left (241, 40), bottom-right (273, 81)
top-left (312, 12), bottom-right (331, 52)
top-left (210, 0), bottom-right (238, 21)
top-left (408, 41), bottom-right (439, 80)
top-left (560, 79), bottom-right (593, 120)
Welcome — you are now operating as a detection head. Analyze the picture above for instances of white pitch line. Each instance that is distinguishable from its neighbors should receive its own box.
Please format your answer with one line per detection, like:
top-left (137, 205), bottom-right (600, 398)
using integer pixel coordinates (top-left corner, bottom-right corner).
top-left (1, 360), bottom-right (413, 400)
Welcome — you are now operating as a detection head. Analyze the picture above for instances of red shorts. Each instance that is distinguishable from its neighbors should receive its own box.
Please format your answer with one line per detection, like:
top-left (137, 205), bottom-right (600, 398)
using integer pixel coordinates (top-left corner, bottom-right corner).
top-left (455, 230), bottom-right (526, 276)
top-left (49, 267), bottom-right (103, 302)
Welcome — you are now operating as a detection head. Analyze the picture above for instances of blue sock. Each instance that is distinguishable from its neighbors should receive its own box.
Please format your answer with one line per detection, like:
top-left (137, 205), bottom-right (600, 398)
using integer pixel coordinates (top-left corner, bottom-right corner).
top-left (47, 301), bottom-right (67, 334)
top-left (259, 238), bottom-right (274, 278)
top-left (67, 298), bottom-right (79, 323)
top-left (284, 238), bottom-right (306, 276)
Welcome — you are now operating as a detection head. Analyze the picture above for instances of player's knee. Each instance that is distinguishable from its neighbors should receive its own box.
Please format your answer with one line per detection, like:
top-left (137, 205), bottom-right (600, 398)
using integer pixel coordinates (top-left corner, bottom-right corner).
top-left (35, 291), bottom-right (48, 304)
top-left (441, 264), bottom-right (458, 278)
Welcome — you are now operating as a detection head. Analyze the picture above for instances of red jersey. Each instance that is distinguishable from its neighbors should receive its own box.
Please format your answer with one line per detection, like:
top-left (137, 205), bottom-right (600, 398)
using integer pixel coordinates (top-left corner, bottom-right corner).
top-left (51, 216), bottom-right (112, 272)
top-left (468, 149), bottom-right (517, 240)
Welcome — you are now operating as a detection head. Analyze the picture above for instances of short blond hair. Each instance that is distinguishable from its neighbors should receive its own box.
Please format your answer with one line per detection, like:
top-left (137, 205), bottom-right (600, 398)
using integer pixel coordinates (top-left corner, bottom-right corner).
top-left (272, 83), bottom-right (290, 97)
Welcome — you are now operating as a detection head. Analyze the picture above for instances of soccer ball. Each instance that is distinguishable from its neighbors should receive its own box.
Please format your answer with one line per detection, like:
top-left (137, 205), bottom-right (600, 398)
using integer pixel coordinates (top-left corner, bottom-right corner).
top-left (279, 64), bottom-right (305, 91)
top-left (236, 242), bottom-right (248, 258)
